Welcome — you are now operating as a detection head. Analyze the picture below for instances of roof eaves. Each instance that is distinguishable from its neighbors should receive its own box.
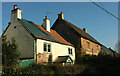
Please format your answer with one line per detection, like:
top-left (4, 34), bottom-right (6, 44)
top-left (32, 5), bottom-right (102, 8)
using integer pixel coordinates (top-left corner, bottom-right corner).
top-left (35, 35), bottom-right (74, 47)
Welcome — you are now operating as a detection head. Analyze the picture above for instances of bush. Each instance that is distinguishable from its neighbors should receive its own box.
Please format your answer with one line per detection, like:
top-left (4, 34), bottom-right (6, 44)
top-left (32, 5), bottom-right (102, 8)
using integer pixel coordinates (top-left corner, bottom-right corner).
top-left (2, 35), bottom-right (20, 67)
top-left (2, 63), bottom-right (88, 75)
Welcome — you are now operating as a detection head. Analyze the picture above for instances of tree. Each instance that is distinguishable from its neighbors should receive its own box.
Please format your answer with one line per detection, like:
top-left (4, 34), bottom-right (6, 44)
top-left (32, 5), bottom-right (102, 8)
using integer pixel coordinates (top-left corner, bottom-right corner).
top-left (2, 35), bottom-right (20, 67)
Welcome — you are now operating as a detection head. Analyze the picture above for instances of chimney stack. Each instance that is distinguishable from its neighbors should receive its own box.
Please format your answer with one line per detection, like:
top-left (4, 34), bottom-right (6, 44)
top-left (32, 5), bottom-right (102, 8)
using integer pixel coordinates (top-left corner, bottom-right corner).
top-left (11, 5), bottom-right (22, 23)
top-left (42, 16), bottom-right (50, 32)
top-left (83, 28), bottom-right (87, 33)
top-left (58, 12), bottom-right (64, 19)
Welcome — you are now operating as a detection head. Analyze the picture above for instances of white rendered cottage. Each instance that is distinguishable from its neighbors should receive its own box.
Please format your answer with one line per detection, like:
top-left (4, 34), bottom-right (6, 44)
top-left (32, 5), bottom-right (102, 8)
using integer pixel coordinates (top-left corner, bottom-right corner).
top-left (3, 5), bottom-right (75, 66)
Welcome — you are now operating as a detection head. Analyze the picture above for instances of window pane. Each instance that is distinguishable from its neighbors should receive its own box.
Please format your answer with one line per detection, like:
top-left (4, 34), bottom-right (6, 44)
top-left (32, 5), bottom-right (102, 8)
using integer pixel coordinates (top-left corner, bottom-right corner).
top-left (44, 44), bottom-right (47, 51)
top-left (48, 45), bottom-right (51, 52)
top-left (71, 49), bottom-right (72, 54)
top-left (68, 48), bottom-right (70, 54)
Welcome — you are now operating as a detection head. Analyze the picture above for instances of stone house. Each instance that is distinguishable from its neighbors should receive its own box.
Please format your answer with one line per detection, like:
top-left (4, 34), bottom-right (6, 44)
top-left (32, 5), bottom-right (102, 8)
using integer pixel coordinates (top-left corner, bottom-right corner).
top-left (51, 12), bottom-right (101, 59)
top-left (3, 5), bottom-right (75, 66)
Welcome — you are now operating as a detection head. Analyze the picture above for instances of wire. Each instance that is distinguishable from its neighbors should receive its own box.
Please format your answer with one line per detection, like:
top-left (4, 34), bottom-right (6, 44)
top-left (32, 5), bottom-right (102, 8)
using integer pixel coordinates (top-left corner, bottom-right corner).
top-left (89, 0), bottom-right (120, 21)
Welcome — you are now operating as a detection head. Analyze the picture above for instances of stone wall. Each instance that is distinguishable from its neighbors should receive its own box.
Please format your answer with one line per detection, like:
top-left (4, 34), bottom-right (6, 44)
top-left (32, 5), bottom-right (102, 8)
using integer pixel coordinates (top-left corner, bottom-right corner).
top-left (81, 37), bottom-right (101, 55)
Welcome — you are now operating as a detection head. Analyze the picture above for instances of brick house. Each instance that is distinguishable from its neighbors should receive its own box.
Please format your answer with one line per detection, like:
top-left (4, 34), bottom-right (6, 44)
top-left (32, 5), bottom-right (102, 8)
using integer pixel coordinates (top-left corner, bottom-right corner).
top-left (51, 12), bottom-right (101, 59)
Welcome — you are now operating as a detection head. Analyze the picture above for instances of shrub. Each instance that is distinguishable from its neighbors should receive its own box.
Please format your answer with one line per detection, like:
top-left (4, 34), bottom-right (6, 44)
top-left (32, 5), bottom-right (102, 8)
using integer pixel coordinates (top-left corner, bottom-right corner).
top-left (2, 35), bottom-right (20, 67)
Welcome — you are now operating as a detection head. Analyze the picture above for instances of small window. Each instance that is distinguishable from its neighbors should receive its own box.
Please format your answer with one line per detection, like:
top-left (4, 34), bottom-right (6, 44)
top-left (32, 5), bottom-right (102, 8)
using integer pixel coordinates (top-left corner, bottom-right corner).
top-left (14, 26), bottom-right (16, 28)
top-left (44, 43), bottom-right (47, 51)
top-left (68, 48), bottom-right (72, 55)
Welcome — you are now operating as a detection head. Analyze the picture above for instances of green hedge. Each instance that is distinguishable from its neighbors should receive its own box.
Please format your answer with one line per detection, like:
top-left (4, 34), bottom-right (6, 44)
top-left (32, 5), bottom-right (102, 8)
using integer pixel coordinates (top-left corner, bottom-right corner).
top-left (2, 63), bottom-right (87, 75)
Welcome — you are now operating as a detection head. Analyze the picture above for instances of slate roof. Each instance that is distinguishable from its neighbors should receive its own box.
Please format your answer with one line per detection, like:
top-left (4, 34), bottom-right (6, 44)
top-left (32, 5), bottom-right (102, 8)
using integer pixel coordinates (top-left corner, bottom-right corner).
top-left (51, 18), bottom-right (101, 45)
top-left (19, 19), bottom-right (73, 46)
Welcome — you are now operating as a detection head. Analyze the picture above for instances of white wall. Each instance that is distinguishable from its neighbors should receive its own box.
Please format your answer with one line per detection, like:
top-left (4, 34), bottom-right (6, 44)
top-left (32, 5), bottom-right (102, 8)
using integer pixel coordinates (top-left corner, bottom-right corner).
top-left (37, 39), bottom-right (75, 62)
top-left (4, 20), bottom-right (34, 58)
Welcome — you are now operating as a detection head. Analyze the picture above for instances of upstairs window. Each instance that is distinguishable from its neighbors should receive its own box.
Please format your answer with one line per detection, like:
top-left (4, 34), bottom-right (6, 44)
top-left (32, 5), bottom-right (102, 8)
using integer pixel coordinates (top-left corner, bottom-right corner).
top-left (68, 48), bottom-right (72, 55)
top-left (44, 43), bottom-right (51, 52)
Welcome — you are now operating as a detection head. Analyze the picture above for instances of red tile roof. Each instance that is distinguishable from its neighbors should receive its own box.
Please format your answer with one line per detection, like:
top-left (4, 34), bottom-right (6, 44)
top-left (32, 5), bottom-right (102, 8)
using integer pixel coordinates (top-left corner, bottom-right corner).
top-left (34, 23), bottom-right (73, 46)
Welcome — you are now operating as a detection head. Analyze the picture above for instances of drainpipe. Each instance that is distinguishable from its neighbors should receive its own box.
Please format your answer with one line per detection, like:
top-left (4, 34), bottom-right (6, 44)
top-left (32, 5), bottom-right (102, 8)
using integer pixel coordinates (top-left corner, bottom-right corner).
top-left (35, 39), bottom-right (37, 63)
top-left (34, 38), bottom-right (37, 63)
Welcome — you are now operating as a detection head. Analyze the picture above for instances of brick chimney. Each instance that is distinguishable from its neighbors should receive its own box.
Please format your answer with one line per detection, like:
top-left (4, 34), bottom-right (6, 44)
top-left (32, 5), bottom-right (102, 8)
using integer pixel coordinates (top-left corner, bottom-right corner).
top-left (83, 28), bottom-right (87, 33)
top-left (58, 12), bottom-right (64, 19)
top-left (11, 5), bottom-right (22, 23)
top-left (42, 16), bottom-right (50, 32)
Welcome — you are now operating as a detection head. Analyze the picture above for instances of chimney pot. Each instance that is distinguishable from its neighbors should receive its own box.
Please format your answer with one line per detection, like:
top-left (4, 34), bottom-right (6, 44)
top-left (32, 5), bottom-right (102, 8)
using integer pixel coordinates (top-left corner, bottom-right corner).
top-left (45, 16), bottom-right (48, 19)
top-left (14, 5), bottom-right (17, 9)
top-left (58, 12), bottom-right (64, 19)
top-left (83, 28), bottom-right (87, 33)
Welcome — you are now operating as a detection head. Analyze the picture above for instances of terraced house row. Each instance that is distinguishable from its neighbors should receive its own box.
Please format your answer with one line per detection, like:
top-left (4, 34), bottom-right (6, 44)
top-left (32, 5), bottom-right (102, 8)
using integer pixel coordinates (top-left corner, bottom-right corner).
top-left (3, 5), bottom-right (105, 66)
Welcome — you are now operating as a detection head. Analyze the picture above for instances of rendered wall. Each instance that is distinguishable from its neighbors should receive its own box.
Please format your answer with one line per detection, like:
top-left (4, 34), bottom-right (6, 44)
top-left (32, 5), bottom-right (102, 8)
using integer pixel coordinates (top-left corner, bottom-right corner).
top-left (4, 20), bottom-right (34, 58)
top-left (36, 39), bottom-right (75, 63)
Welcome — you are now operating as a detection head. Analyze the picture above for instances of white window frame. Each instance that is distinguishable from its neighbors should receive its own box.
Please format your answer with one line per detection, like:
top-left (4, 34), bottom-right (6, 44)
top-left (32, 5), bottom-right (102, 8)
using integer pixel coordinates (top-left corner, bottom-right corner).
top-left (43, 42), bottom-right (51, 53)
top-left (68, 48), bottom-right (72, 55)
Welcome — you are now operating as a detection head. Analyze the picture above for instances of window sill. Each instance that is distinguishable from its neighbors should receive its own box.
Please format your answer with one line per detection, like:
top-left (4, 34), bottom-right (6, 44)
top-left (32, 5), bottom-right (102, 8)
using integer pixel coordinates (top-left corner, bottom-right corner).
top-left (43, 52), bottom-right (52, 54)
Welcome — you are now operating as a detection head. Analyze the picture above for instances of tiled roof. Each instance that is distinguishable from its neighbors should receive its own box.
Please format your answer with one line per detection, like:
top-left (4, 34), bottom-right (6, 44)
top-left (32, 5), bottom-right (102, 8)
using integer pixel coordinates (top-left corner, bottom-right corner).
top-left (52, 18), bottom-right (101, 45)
top-left (35, 23), bottom-right (72, 46)
top-left (20, 19), bottom-right (57, 42)
top-left (19, 19), bottom-right (73, 46)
